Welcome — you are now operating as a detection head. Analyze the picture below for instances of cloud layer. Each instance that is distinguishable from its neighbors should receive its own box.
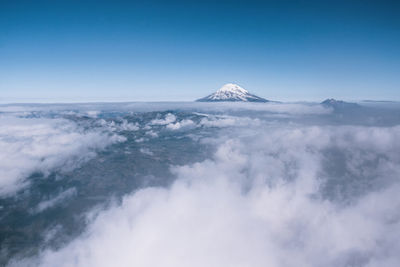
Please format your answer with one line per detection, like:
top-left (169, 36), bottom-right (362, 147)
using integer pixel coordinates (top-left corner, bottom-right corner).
top-left (13, 120), bottom-right (400, 267)
top-left (0, 115), bottom-right (125, 196)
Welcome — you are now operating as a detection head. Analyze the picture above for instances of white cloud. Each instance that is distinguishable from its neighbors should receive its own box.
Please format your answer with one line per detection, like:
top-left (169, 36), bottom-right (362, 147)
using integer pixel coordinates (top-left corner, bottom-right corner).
top-left (0, 116), bottom-right (125, 196)
top-left (166, 119), bottom-right (196, 130)
top-left (145, 130), bottom-right (158, 138)
top-left (139, 148), bottom-right (154, 156)
top-left (16, 123), bottom-right (400, 267)
top-left (150, 113), bottom-right (176, 125)
top-left (86, 111), bottom-right (100, 118)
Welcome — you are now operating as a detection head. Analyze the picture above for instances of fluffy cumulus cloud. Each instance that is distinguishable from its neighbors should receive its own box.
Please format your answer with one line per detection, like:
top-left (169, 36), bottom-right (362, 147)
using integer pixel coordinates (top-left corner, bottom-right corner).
top-left (150, 113), bottom-right (177, 125)
top-left (14, 123), bottom-right (400, 267)
top-left (0, 115), bottom-right (125, 196)
top-left (166, 119), bottom-right (196, 130)
top-left (151, 113), bottom-right (261, 131)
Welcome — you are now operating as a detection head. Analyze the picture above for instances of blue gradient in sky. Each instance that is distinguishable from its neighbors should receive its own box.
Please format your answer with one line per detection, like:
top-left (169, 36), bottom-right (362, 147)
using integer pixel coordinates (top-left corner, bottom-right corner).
top-left (0, 0), bottom-right (399, 102)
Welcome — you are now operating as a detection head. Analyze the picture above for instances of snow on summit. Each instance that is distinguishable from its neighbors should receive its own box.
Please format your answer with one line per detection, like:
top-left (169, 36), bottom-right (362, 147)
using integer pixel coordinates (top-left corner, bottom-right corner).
top-left (196, 83), bottom-right (268, 102)
top-left (218, 83), bottom-right (248, 94)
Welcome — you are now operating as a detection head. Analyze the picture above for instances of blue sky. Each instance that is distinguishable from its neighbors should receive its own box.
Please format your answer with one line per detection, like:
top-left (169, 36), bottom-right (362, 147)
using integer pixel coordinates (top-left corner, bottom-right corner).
top-left (0, 0), bottom-right (399, 102)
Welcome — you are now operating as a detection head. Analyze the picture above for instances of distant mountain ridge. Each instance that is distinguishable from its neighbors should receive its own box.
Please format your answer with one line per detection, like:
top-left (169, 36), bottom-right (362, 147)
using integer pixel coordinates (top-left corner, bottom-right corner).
top-left (321, 98), bottom-right (359, 108)
top-left (196, 83), bottom-right (268, 102)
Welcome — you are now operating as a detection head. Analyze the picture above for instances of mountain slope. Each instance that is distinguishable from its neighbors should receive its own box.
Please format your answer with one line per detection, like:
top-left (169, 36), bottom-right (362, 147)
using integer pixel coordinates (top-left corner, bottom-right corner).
top-left (321, 98), bottom-right (360, 109)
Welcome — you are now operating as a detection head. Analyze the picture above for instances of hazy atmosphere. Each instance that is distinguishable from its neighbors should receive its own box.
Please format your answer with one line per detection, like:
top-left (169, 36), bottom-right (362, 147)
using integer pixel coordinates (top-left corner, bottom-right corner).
top-left (1, 1), bottom-right (400, 267)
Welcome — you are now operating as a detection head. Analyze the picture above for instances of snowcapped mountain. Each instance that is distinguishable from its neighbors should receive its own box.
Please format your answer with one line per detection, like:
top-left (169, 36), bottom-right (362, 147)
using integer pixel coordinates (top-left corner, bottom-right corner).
top-left (196, 83), bottom-right (268, 102)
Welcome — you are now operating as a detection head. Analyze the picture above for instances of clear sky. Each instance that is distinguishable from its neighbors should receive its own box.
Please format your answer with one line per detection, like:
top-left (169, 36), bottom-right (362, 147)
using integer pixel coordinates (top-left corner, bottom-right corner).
top-left (0, 0), bottom-right (399, 102)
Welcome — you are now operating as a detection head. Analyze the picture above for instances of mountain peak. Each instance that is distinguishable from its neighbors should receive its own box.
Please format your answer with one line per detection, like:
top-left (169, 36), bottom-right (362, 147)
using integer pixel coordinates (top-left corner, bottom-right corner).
top-left (217, 83), bottom-right (248, 94)
top-left (196, 83), bottom-right (268, 102)
top-left (321, 98), bottom-right (359, 109)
